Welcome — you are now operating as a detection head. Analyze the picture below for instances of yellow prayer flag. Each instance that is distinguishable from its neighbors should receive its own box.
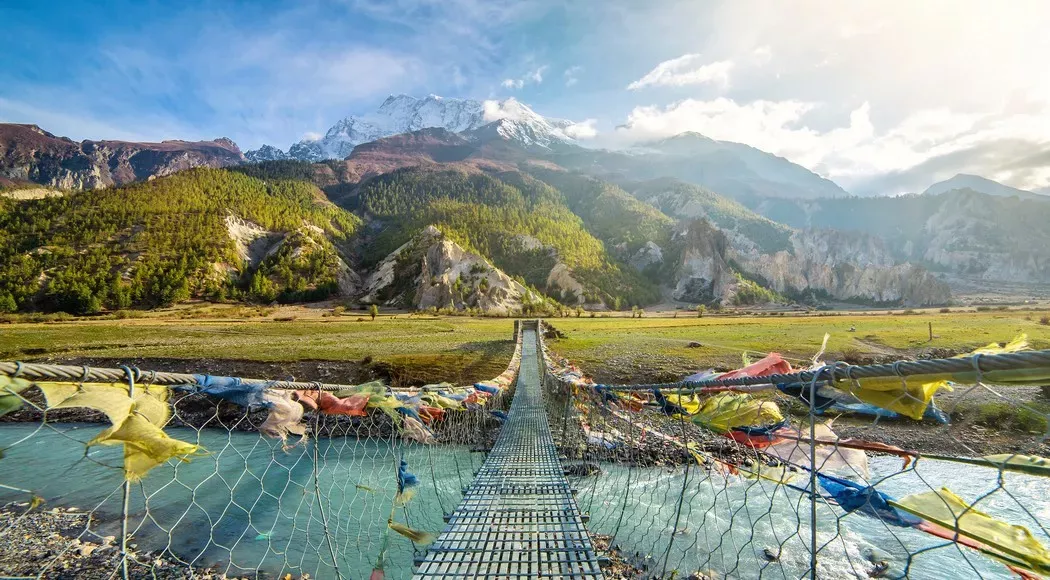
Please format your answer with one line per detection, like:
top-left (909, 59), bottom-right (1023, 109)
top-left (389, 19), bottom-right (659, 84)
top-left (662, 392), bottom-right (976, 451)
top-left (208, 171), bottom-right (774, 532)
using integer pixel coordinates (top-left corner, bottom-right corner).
top-left (37, 382), bottom-right (201, 481)
top-left (0, 376), bottom-right (33, 416)
top-left (692, 393), bottom-right (783, 433)
top-left (892, 487), bottom-right (1050, 575)
top-left (664, 393), bottom-right (701, 416)
top-left (831, 378), bottom-right (951, 421)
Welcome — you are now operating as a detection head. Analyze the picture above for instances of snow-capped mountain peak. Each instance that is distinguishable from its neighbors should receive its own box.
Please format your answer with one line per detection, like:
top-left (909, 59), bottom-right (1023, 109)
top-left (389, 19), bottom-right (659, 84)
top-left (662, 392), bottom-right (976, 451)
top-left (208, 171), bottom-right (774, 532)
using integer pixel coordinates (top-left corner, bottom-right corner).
top-left (246, 95), bottom-right (586, 162)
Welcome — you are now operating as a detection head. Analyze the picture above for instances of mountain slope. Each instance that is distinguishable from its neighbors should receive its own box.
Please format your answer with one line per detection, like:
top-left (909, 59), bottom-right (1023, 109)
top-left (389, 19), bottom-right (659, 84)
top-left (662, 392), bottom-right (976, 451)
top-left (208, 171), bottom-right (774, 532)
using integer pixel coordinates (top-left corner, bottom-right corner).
top-left (252, 95), bottom-right (588, 162)
top-left (0, 168), bottom-right (359, 313)
top-left (549, 132), bottom-right (848, 201)
top-left (361, 225), bottom-right (541, 313)
top-left (923, 174), bottom-right (1045, 200)
top-left (612, 177), bottom-right (949, 305)
top-left (624, 178), bottom-right (793, 255)
top-left (353, 167), bottom-right (660, 307)
top-left (745, 190), bottom-right (1050, 283)
top-left (0, 123), bottom-right (244, 190)
top-left (524, 168), bottom-right (675, 256)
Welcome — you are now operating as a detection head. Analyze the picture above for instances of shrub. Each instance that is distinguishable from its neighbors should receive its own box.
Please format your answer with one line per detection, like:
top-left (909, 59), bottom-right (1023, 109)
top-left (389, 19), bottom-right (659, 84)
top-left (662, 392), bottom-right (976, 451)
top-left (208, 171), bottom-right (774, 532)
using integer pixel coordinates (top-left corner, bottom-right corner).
top-left (1040, 316), bottom-right (1050, 326)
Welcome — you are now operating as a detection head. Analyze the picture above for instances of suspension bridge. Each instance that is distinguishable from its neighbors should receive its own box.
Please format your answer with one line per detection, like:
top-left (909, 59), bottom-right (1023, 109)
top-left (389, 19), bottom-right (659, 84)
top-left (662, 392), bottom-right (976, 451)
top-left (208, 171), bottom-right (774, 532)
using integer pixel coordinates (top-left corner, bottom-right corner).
top-left (0, 320), bottom-right (1049, 579)
top-left (414, 322), bottom-right (603, 579)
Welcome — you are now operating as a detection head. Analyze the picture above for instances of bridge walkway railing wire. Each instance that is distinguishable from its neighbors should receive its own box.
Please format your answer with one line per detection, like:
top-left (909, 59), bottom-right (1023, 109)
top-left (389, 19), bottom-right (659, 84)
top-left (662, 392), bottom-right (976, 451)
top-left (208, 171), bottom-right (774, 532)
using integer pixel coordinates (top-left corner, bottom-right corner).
top-left (0, 324), bottom-right (523, 579)
top-left (1, 317), bottom-right (1050, 579)
top-left (413, 322), bottom-right (602, 579)
top-left (539, 321), bottom-right (1050, 580)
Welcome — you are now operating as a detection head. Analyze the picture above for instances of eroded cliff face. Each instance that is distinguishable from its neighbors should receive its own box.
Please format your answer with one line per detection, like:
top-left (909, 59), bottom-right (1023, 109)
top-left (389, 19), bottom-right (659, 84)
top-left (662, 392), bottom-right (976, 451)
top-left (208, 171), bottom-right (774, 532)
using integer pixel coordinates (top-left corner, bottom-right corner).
top-left (915, 192), bottom-right (1050, 283)
top-left (362, 226), bottom-right (532, 312)
top-left (0, 124), bottom-right (244, 190)
top-left (670, 220), bottom-right (735, 303)
top-left (731, 229), bottom-right (951, 306)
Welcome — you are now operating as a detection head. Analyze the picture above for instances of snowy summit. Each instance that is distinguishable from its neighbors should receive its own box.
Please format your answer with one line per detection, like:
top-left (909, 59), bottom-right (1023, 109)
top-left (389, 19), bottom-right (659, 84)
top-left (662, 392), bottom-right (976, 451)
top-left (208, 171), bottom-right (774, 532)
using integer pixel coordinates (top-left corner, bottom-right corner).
top-left (247, 95), bottom-right (589, 162)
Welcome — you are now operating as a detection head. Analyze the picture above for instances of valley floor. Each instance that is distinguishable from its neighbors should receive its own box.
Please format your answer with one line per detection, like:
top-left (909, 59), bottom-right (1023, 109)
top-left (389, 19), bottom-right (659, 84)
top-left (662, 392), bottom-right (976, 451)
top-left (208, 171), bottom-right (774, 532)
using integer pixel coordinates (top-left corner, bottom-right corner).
top-left (2, 304), bottom-right (1049, 452)
top-left (4, 303), bottom-right (1050, 382)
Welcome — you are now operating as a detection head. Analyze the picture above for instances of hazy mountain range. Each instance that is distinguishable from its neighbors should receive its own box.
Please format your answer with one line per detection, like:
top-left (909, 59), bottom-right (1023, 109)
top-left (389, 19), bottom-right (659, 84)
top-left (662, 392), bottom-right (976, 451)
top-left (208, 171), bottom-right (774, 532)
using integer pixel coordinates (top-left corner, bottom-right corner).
top-left (2, 94), bottom-right (1048, 315)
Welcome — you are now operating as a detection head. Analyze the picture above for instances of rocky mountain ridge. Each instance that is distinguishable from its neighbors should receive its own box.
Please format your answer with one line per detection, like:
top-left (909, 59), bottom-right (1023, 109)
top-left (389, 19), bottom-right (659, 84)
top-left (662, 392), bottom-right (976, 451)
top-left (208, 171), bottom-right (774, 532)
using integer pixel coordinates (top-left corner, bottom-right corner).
top-left (745, 188), bottom-right (1050, 286)
top-left (13, 113), bottom-right (1044, 310)
top-left (922, 173), bottom-right (1045, 200)
top-left (247, 94), bottom-right (587, 162)
top-left (0, 123), bottom-right (243, 190)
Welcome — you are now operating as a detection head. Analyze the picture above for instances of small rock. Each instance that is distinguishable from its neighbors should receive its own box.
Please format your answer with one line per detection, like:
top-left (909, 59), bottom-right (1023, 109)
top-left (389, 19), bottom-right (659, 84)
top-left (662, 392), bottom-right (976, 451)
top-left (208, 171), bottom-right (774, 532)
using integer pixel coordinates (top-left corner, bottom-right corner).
top-left (686, 341), bottom-right (702, 348)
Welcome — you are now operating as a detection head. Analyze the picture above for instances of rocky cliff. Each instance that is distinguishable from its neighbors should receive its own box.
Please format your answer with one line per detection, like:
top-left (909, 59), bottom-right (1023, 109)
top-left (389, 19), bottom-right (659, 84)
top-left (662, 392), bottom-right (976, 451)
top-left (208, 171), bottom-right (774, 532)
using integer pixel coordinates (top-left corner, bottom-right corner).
top-left (732, 229), bottom-right (950, 306)
top-left (362, 226), bottom-right (533, 312)
top-left (668, 220), bottom-right (736, 303)
top-left (0, 123), bottom-right (244, 190)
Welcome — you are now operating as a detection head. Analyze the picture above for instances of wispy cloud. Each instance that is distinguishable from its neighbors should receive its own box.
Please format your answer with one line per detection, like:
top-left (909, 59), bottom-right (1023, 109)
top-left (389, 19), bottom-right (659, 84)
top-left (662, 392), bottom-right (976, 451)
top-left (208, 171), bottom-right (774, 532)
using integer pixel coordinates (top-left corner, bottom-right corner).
top-left (502, 65), bottom-right (548, 91)
top-left (563, 66), bottom-right (582, 87)
top-left (0, 0), bottom-right (560, 149)
top-left (627, 55), bottom-right (733, 90)
top-left (613, 95), bottom-right (1050, 193)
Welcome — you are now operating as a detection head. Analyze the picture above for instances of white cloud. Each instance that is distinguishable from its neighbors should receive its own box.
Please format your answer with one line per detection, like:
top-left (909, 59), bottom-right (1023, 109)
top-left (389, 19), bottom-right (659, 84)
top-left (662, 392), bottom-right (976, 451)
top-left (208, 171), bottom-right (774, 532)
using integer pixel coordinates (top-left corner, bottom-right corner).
top-left (563, 66), bottom-right (582, 87)
top-left (598, 0), bottom-right (1050, 192)
top-left (561, 118), bottom-right (597, 140)
top-left (501, 65), bottom-right (548, 91)
top-left (527, 65), bottom-right (547, 83)
top-left (614, 95), bottom-right (1050, 193)
top-left (627, 55), bottom-right (734, 90)
top-left (300, 131), bottom-right (323, 142)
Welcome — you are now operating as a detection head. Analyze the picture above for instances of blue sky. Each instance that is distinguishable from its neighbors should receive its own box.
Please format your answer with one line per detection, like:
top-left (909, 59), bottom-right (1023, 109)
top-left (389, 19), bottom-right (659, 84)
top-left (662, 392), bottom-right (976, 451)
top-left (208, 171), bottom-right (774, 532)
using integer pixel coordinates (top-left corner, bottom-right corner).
top-left (3, 0), bottom-right (1050, 194)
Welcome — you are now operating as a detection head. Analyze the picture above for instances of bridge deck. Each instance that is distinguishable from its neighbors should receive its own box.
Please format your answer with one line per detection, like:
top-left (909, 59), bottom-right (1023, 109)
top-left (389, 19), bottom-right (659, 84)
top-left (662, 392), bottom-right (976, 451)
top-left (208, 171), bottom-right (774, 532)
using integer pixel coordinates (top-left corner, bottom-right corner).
top-left (413, 327), bottom-right (604, 579)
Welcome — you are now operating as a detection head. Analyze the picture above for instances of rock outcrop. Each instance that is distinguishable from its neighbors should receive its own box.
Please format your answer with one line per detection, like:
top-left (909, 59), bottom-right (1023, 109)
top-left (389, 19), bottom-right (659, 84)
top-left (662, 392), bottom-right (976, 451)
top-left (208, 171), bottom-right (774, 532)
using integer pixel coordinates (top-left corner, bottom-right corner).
top-left (362, 226), bottom-right (533, 312)
top-left (0, 123), bottom-right (244, 190)
top-left (545, 263), bottom-right (587, 305)
top-left (629, 241), bottom-right (664, 271)
top-left (732, 229), bottom-right (950, 306)
top-left (670, 220), bottom-right (736, 303)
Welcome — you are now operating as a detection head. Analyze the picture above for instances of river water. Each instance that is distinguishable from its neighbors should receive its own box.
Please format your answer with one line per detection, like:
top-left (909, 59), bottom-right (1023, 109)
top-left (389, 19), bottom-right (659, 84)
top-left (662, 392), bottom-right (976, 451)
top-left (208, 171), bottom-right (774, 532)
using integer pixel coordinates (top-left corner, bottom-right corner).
top-left (1, 424), bottom-right (1047, 579)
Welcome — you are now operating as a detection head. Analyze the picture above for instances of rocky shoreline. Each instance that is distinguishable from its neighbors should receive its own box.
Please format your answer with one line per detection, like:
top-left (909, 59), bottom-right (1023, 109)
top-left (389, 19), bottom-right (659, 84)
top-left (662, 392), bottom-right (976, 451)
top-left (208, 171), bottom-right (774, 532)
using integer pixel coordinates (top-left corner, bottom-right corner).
top-left (0, 503), bottom-right (234, 580)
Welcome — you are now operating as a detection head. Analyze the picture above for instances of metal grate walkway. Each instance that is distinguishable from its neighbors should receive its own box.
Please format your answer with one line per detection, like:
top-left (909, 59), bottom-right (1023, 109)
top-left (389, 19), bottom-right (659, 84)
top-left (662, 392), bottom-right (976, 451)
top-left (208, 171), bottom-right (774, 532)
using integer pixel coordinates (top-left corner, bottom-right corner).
top-left (413, 325), bottom-right (604, 579)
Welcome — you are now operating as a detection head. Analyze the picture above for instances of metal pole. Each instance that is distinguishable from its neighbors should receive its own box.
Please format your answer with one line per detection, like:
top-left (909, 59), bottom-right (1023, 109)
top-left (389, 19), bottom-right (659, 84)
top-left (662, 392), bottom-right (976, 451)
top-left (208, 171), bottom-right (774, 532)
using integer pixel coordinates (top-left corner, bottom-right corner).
top-left (808, 369), bottom-right (820, 579)
top-left (119, 367), bottom-right (134, 580)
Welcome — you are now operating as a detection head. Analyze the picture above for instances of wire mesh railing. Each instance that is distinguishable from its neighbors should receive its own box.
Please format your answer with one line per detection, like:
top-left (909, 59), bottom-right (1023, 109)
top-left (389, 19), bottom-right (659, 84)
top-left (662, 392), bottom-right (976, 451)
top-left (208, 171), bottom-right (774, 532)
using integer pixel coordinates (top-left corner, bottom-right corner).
top-left (539, 321), bottom-right (1050, 579)
top-left (0, 326), bottom-right (523, 579)
top-left (4, 317), bottom-right (1050, 579)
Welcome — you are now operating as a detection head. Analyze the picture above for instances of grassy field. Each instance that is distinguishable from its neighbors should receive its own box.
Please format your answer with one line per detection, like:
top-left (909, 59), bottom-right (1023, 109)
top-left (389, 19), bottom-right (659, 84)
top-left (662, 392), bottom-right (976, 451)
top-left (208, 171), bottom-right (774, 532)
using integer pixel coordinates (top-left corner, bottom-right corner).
top-left (546, 309), bottom-right (1050, 382)
top-left (2, 305), bottom-right (1048, 385)
top-left (0, 311), bottom-right (517, 385)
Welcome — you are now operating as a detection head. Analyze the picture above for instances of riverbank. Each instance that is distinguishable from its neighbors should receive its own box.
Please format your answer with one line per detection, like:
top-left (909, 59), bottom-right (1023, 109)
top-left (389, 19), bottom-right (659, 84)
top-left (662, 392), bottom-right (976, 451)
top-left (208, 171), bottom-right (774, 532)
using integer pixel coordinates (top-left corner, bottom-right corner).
top-left (0, 503), bottom-right (235, 579)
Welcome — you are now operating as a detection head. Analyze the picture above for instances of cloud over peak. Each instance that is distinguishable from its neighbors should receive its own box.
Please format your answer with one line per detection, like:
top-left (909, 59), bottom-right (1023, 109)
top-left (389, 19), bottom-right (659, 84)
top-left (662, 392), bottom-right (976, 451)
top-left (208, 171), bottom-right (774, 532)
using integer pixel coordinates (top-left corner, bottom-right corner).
top-left (502, 65), bottom-right (547, 91)
top-left (627, 55), bottom-right (734, 90)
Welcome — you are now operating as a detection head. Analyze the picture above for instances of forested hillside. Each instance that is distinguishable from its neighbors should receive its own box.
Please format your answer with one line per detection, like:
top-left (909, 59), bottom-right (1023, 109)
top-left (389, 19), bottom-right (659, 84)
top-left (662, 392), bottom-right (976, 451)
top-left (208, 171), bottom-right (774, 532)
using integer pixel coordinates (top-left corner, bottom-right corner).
top-left (625, 178), bottom-right (794, 255)
top-left (0, 168), bottom-right (358, 313)
top-left (355, 168), bottom-right (660, 306)
top-left (525, 168), bottom-right (675, 257)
